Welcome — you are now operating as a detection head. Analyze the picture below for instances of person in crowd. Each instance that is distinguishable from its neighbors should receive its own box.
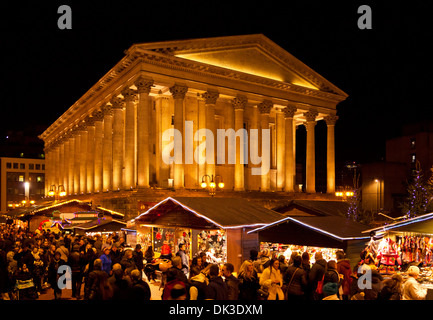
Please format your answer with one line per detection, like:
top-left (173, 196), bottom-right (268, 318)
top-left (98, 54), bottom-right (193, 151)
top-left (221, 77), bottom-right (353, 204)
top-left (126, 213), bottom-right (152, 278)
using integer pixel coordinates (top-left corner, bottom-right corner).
top-left (322, 282), bottom-right (340, 300)
top-left (120, 249), bottom-right (137, 271)
top-left (402, 266), bottom-right (427, 300)
top-left (162, 268), bottom-right (187, 300)
top-left (47, 251), bottom-right (66, 300)
top-left (109, 264), bottom-right (131, 300)
top-left (205, 263), bottom-right (228, 300)
top-left (129, 269), bottom-right (151, 300)
top-left (284, 255), bottom-right (308, 301)
top-left (259, 258), bottom-right (284, 300)
top-left (110, 244), bottom-right (123, 267)
top-left (377, 273), bottom-right (403, 300)
top-left (309, 252), bottom-right (327, 300)
top-left (253, 249), bottom-right (271, 274)
top-left (336, 250), bottom-right (352, 300)
top-left (190, 256), bottom-right (204, 278)
top-left (222, 262), bottom-right (239, 300)
top-left (238, 260), bottom-right (259, 300)
top-left (278, 255), bottom-right (288, 275)
top-left (85, 259), bottom-right (112, 300)
top-left (68, 245), bottom-right (83, 299)
top-left (176, 243), bottom-right (189, 275)
top-left (100, 246), bottom-right (112, 275)
top-left (144, 245), bottom-right (154, 263)
top-left (189, 265), bottom-right (210, 300)
top-left (55, 240), bottom-right (69, 263)
top-left (133, 244), bottom-right (144, 274)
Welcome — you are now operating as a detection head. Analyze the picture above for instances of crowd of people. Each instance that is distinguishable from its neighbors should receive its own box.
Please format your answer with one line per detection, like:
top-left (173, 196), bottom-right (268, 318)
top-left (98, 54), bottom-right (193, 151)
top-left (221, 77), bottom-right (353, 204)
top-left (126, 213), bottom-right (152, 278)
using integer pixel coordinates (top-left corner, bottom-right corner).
top-left (0, 222), bottom-right (429, 300)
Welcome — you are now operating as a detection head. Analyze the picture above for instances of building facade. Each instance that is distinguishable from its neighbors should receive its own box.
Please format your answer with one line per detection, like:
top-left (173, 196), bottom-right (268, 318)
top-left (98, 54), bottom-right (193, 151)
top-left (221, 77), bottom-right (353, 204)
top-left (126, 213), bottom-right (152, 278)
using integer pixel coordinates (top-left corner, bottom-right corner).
top-left (0, 157), bottom-right (45, 212)
top-left (39, 35), bottom-right (347, 212)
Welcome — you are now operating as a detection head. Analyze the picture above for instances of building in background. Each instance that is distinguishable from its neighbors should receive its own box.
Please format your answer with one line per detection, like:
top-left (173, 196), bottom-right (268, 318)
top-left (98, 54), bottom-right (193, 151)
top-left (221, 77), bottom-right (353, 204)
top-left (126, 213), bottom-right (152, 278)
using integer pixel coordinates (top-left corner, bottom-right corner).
top-left (0, 157), bottom-right (45, 213)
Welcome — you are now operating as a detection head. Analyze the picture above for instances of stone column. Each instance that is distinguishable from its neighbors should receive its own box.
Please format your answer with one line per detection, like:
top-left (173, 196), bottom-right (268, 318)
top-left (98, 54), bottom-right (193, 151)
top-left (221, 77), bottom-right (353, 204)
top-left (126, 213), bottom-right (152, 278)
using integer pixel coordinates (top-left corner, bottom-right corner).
top-left (53, 144), bottom-right (60, 188)
top-left (169, 84), bottom-right (188, 189)
top-left (63, 136), bottom-right (70, 193)
top-left (304, 110), bottom-right (318, 193)
top-left (122, 87), bottom-right (137, 190)
top-left (93, 110), bottom-right (104, 193)
top-left (59, 140), bottom-right (65, 189)
top-left (325, 114), bottom-right (338, 194)
top-left (283, 105), bottom-right (297, 192)
top-left (276, 110), bottom-right (285, 191)
top-left (258, 100), bottom-right (272, 191)
top-left (68, 131), bottom-right (75, 195)
top-left (73, 126), bottom-right (81, 195)
top-left (203, 90), bottom-right (219, 179)
top-left (85, 117), bottom-right (95, 193)
top-left (44, 146), bottom-right (51, 195)
top-left (102, 104), bottom-right (113, 192)
top-left (135, 76), bottom-right (154, 188)
top-left (111, 97), bottom-right (124, 191)
top-left (232, 95), bottom-right (247, 191)
top-left (78, 123), bottom-right (88, 194)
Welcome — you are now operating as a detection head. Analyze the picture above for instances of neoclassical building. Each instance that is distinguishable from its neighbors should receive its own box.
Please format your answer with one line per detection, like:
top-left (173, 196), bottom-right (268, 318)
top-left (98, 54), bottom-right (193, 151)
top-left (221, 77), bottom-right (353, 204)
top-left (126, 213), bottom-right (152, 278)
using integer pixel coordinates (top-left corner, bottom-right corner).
top-left (39, 34), bottom-right (347, 199)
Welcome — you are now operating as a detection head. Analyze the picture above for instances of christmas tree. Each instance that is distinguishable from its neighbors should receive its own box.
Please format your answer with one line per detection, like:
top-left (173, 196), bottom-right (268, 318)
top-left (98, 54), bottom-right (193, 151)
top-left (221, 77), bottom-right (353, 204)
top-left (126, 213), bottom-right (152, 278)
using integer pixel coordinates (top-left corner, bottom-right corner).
top-left (402, 161), bottom-right (429, 219)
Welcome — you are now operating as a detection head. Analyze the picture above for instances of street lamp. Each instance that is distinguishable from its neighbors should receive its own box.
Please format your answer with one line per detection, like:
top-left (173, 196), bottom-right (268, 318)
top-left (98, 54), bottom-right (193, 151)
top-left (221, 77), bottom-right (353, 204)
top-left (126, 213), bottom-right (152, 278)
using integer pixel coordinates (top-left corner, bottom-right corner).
top-left (48, 185), bottom-right (66, 201)
top-left (201, 175), bottom-right (224, 196)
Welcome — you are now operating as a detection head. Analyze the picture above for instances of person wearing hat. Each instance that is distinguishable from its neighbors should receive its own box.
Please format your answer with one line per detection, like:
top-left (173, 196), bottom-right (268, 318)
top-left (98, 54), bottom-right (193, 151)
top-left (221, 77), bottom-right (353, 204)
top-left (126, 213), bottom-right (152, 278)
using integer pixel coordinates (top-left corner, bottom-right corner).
top-left (322, 282), bottom-right (340, 300)
top-left (133, 244), bottom-right (144, 274)
top-left (402, 266), bottom-right (427, 300)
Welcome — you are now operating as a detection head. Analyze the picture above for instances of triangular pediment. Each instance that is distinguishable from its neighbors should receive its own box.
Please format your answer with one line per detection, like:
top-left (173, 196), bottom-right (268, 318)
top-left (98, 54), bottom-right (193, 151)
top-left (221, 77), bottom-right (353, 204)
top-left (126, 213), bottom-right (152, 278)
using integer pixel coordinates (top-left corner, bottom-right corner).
top-left (129, 34), bottom-right (347, 96)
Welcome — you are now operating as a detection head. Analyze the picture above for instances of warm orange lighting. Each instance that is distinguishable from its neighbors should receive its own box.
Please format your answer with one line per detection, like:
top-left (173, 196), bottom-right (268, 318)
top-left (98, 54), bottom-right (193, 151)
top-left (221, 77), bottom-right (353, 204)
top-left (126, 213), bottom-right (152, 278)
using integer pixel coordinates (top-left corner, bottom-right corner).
top-left (201, 182), bottom-right (207, 188)
top-left (218, 182), bottom-right (225, 189)
top-left (209, 181), bottom-right (216, 189)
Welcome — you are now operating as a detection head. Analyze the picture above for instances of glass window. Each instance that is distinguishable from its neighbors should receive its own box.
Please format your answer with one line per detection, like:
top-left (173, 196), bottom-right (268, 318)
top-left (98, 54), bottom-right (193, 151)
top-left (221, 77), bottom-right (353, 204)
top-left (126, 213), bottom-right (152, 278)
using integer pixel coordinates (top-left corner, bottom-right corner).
top-left (6, 162), bottom-right (11, 169)
top-left (29, 163), bottom-right (34, 170)
top-left (13, 163), bottom-right (18, 169)
top-left (18, 175), bottom-right (24, 182)
top-left (411, 154), bottom-right (416, 163)
top-left (35, 164), bottom-right (41, 170)
top-left (20, 163), bottom-right (25, 169)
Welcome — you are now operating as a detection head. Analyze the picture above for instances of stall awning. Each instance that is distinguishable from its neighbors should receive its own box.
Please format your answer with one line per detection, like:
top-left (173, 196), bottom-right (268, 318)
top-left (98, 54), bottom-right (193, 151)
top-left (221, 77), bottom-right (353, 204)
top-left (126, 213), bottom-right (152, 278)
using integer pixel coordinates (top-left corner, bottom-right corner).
top-left (69, 219), bottom-right (126, 232)
top-left (247, 215), bottom-right (370, 249)
top-left (363, 212), bottom-right (433, 235)
top-left (132, 197), bottom-right (284, 229)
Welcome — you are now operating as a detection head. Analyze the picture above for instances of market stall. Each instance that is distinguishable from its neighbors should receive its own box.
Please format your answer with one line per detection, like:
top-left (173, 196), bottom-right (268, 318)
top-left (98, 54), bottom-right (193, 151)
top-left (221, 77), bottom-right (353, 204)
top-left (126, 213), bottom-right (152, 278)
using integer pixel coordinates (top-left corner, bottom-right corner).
top-left (125, 196), bottom-right (284, 272)
top-left (248, 215), bottom-right (371, 268)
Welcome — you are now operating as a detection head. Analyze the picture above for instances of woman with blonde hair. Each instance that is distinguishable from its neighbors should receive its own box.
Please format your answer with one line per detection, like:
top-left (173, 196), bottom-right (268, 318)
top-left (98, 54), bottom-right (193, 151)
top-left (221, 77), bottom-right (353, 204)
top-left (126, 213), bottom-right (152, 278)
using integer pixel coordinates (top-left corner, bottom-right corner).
top-left (238, 260), bottom-right (260, 300)
top-left (259, 258), bottom-right (284, 300)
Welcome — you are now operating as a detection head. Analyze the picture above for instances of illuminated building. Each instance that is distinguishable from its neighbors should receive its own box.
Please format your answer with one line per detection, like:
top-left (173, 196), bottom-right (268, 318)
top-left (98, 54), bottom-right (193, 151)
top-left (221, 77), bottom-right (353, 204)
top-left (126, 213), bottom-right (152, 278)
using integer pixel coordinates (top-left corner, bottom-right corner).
top-left (39, 35), bottom-right (347, 220)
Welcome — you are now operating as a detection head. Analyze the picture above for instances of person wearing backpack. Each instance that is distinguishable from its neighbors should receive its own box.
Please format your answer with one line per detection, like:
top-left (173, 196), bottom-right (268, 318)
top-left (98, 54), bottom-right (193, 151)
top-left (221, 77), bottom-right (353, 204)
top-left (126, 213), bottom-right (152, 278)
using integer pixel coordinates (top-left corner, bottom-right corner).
top-left (323, 260), bottom-right (343, 299)
top-left (308, 252), bottom-right (327, 300)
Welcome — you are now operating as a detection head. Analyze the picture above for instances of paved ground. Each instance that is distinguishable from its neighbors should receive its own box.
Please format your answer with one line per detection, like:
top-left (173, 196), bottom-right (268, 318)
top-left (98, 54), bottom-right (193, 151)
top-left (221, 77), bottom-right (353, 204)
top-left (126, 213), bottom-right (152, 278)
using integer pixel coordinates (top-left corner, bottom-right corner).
top-left (36, 279), bottom-right (163, 300)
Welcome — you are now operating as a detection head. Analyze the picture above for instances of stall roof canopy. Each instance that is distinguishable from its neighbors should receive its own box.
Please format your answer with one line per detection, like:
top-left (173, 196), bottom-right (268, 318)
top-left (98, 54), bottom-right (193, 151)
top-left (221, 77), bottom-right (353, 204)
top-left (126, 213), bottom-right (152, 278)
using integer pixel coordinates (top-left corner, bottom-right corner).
top-left (363, 212), bottom-right (433, 235)
top-left (133, 197), bottom-right (284, 229)
top-left (248, 214), bottom-right (370, 241)
top-left (273, 200), bottom-right (350, 218)
top-left (65, 219), bottom-right (126, 232)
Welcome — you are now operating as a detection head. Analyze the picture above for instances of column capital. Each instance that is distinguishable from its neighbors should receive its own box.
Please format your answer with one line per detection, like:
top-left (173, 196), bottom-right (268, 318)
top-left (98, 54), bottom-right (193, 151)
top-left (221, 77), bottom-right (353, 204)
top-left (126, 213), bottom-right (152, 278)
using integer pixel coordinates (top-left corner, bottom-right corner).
top-left (258, 99), bottom-right (273, 114)
top-left (92, 110), bottom-right (104, 122)
top-left (202, 90), bottom-right (219, 105)
top-left (304, 110), bottom-right (318, 122)
top-left (101, 104), bottom-right (113, 116)
top-left (121, 87), bottom-right (138, 102)
top-left (283, 104), bottom-right (297, 118)
top-left (169, 84), bottom-right (188, 100)
top-left (324, 114), bottom-right (339, 126)
top-left (76, 121), bottom-right (87, 133)
top-left (134, 76), bottom-right (154, 94)
top-left (231, 95), bottom-right (248, 110)
top-left (110, 97), bottom-right (124, 109)
top-left (85, 116), bottom-right (96, 127)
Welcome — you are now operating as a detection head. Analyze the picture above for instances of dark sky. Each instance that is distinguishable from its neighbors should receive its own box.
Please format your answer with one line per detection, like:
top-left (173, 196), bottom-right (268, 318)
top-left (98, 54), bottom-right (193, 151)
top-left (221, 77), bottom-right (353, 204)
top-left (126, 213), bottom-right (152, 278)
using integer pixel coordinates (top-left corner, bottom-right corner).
top-left (0, 1), bottom-right (432, 165)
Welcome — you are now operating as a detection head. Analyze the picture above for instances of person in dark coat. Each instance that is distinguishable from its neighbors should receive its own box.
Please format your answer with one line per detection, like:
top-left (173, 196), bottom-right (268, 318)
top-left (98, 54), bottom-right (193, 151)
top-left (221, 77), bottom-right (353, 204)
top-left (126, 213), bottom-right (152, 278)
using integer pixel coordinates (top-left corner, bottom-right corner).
top-left (68, 246), bottom-right (83, 299)
top-left (14, 244), bottom-right (34, 273)
top-left (133, 244), bottom-right (144, 273)
top-left (85, 259), bottom-right (112, 300)
top-left (284, 255), bottom-right (308, 301)
top-left (222, 263), bottom-right (239, 300)
top-left (377, 274), bottom-right (403, 300)
top-left (129, 269), bottom-right (151, 300)
top-left (120, 249), bottom-right (136, 271)
top-left (238, 260), bottom-right (260, 300)
top-left (109, 244), bottom-right (123, 267)
top-left (47, 251), bottom-right (66, 299)
top-left (309, 252), bottom-right (327, 300)
top-left (205, 264), bottom-right (228, 300)
top-left (109, 265), bottom-right (131, 300)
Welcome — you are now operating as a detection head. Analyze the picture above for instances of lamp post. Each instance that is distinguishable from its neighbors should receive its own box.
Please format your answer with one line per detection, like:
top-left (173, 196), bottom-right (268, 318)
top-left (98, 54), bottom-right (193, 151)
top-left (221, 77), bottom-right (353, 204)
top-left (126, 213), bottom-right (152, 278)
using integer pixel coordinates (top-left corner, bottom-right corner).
top-left (48, 185), bottom-right (66, 201)
top-left (201, 175), bottom-right (224, 196)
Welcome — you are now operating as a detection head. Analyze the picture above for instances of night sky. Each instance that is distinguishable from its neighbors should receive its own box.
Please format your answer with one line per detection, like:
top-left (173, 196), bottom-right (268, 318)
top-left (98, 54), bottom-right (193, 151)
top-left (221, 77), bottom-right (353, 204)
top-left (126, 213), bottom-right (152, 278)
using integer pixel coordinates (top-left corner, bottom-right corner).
top-left (1, 1), bottom-right (432, 165)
